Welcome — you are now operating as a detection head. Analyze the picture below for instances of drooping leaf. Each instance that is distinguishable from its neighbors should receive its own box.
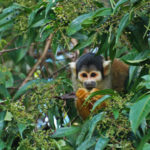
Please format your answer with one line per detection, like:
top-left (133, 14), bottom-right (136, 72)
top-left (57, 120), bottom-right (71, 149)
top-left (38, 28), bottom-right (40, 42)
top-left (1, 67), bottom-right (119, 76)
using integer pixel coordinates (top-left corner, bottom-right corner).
top-left (77, 137), bottom-right (97, 150)
top-left (116, 13), bottom-right (129, 43)
top-left (143, 143), bottom-right (150, 150)
top-left (86, 112), bottom-right (105, 139)
top-left (130, 0), bottom-right (139, 4)
top-left (93, 8), bottom-right (112, 17)
top-left (76, 121), bottom-right (90, 146)
top-left (45, 0), bottom-right (58, 17)
top-left (0, 14), bottom-right (14, 26)
top-left (17, 123), bottom-right (27, 139)
top-left (95, 137), bottom-right (109, 150)
top-left (91, 95), bottom-right (111, 112)
top-left (13, 79), bottom-right (48, 100)
top-left (31, 19), bottom-right (48, 28)
top-left (48, 108), bottom-right (56, 129)
top-left (4, 71), bottom-right (14, 88)
top-left (0, 85), bottom-right (11, 98)
top-left (28, 9), bottom-right (39, 26)
top-left (73, 34), bottom-right (96, 50)
top-left (0, 22), bottom-right (13, 32)
top-left (82, 8), bottom-right (112, 25)
top-left (137, 130), bottom-right (150, 150)
top-left (113, 0), bottom-right (128, 14)
top-left (123, 58), bottom-right (150, 66)
top-left (129, 94), bottom-right (150, 133)
top-left (51, 126), bottom-right (81, 138)
top-left (127, 50), bottom-right (150, 88)
top-left (112, 109), bottom-right (119, 120)
top-left (67, 12), bottom-right (94, 36)
top-left (84, 89), bottom-right (115, 105)
top-left (141, 75), bottom-right (150, 89)
top-left (0, 140), bottom-right (6, 150)
top-left (127, 66), bottom-right (139, 88)
top-left (4, 111), bottom-right (13, 121)
top-left (0, 111), bottom-right (6, 131)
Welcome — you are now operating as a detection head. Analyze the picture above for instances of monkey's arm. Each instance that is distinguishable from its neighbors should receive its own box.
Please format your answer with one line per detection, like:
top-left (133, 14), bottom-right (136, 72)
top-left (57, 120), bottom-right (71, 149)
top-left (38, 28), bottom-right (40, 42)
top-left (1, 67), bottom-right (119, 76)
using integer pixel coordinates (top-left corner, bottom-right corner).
top-left (76, 88), bottom-right (106, 120)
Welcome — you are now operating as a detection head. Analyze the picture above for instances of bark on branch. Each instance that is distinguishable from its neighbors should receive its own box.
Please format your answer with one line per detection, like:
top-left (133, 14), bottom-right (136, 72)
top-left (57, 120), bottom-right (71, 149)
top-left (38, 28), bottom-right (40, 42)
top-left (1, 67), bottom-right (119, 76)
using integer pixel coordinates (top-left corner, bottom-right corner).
top-left (19, 33), bottom-right (54, 88)
top-left (0, 46), bottom-right (27, 56)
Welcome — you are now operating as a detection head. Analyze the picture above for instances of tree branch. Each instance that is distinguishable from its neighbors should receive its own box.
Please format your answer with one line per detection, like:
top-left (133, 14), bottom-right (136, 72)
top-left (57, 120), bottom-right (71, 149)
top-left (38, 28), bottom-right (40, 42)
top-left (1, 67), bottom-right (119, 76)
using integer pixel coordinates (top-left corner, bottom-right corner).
top-left (0, 46), bottom-right (27, 56)
top-left (19, 33), bottom-right (54, 88)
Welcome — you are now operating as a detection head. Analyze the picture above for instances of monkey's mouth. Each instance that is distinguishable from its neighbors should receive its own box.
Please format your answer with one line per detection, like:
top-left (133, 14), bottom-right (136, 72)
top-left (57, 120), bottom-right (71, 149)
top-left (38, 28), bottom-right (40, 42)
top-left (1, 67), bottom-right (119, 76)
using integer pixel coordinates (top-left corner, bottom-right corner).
top-left (84, 82), bottom-right (96, 91)
top-left (86, 87), bottom-right (94, 91)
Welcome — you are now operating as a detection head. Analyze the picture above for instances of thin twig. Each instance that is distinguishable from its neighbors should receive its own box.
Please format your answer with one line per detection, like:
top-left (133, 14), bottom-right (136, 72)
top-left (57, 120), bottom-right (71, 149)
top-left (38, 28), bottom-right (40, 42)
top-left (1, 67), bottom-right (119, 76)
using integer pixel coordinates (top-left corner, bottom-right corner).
top-left (0, 46), bottom-right (27, 56)
top-left (49, 64), bottom-right (69, 78)
top-left (19, 33), bottom-right (54, 89)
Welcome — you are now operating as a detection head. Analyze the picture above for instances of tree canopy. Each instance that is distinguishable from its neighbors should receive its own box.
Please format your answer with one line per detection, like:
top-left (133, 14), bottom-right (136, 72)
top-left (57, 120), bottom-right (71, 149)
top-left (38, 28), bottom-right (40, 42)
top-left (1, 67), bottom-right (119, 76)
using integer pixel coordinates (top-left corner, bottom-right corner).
top-left (0, 0), bottom-right (150, 149)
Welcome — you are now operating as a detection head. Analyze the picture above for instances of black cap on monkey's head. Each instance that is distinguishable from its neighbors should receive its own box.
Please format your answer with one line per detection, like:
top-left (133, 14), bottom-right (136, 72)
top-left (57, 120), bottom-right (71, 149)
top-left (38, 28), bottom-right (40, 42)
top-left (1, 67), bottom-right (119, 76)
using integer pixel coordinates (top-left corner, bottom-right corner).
top-left (76, 53), bottom-right (104, 78)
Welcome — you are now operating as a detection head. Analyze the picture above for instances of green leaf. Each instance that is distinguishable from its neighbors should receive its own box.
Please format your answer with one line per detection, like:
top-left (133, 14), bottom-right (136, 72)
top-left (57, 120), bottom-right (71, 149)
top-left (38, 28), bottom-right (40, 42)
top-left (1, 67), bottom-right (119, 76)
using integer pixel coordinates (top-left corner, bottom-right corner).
top-left (95, 137), bottom-right (109, 150)
top-left (45, 0), bottom-right (58, 17)
top-left (116, 13), bottom-right (129, 43)
top-left (1, 3), bottom-right (23, 15)
top-left (129, 94), bottom-right (150, 133)
top-left (31, 19), bottom-right (47, 28)
top-left (93, 8), bottom-right (112, 17)
top-left (86, 113), bottom-right (105, 139)
top-left (17, 123), bottom-right (27, 139)
top-left (77, 137), bottom-right (96, 150)
top-left (13, 79), bottom-right (48, 100)
top-left (76, 121), bottom-right (90, 146)
top-left (0, 14), bottom-right (14, 26)
top-left (0, 140), bottom-right (6, 150)
top-left (141, 75), bottom-right (150, 89)
top-left (51, 126), bottom-right (81, 138)
top-left (112, 109), bottom-right (119, 120)
top-left (4, 71), bottom-right (14, 88)
top-left (143, 143), bottom-right (150, 150)
top-left (137, 130), bottom-right (150, 150)
top-left (91, 95), bottom-right (111, 112)
top-left (0, 72), bottom-right (5, 85)
top-left (0, 111), bottom-right (6, 131)
top-left (130, 0), bottom-right (139, 4)
top-left (67, 12), bottom-right (94, 36)
top-left (4, 111), bottom-right (13, 121)
top-left (113, 0), bottom-right (128, 14)
top-left (0, 84), bottom-right (11, 98)
top-left (84, 89), bottom-right (115, 105)
top-left (82, 18), bottom-right (94, 25)
top-left (28, 10), bottom-right (38, 26)
top-left (0, 22), bottom-right (13, 32)
top-left (82, 8), bottom-right (112, 25)
top-left (73, 34), bottom-right (95, 50)
top-left (123, 58), bottom-right (150, 66)
top-left (127, 66), bottom-right (139, 88)
top-left (48, 108), bottom-right (56, 129)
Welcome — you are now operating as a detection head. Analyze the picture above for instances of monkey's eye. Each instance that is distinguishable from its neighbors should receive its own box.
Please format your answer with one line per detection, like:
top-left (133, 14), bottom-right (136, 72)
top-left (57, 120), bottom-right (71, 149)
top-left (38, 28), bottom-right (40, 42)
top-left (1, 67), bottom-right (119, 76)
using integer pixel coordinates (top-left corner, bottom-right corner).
top-left (81, 73), bottom-right (87, 78)
top-left (90, 72), bottom-right (97, 77)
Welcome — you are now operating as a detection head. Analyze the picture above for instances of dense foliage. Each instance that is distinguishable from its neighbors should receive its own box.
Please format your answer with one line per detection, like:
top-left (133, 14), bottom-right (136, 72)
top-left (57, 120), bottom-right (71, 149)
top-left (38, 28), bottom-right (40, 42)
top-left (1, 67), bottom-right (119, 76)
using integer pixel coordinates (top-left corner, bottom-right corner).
top-left (0, 0), bottom-right (150, 149)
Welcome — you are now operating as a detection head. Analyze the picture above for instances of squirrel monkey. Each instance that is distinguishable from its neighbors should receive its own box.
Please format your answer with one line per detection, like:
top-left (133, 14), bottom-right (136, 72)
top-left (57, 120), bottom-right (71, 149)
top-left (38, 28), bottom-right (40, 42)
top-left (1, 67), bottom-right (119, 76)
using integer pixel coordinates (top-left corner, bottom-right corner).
top-left (69, 53), bottom-right (129, 119)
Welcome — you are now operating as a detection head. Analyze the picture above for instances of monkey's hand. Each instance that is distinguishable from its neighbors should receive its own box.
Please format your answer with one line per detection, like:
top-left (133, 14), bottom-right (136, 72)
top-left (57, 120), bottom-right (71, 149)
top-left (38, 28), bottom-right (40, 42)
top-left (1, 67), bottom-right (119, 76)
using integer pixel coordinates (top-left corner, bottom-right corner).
top-left (75, 88), bottom-right (106, 120)
top-left (76, 88), bottom-right (89, 100)
top-left (89, 88), bottom-right (107, 110)
top-left (75, 88), bottom-right (91, 119)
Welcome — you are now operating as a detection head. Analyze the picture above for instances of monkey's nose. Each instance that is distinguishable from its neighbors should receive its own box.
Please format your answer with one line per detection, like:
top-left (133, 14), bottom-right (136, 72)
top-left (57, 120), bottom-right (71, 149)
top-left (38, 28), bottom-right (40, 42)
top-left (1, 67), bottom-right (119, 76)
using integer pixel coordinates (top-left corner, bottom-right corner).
top-left (84, 81), bottom-right (96, 91)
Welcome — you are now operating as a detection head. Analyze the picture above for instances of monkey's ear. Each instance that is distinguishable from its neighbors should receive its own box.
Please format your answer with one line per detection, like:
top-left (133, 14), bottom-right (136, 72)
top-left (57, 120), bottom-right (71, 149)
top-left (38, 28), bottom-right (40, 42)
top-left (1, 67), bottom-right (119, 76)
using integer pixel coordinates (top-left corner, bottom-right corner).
top-left (69, 62), bottom-right (76, 75)
top-left (103, 60), bottom-right (111, 76)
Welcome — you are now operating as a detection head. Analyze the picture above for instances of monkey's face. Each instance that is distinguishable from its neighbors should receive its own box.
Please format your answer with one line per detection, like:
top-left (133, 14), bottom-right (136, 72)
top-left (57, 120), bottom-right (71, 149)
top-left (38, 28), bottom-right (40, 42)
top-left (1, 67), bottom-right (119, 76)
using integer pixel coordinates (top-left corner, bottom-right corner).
top-left (78, 66), bottom-right (102, 91)
top-left (69, 53), bottom-right (111, 91)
